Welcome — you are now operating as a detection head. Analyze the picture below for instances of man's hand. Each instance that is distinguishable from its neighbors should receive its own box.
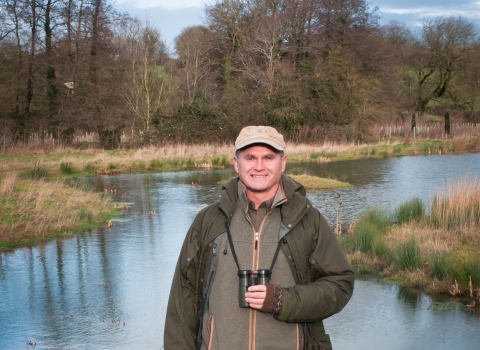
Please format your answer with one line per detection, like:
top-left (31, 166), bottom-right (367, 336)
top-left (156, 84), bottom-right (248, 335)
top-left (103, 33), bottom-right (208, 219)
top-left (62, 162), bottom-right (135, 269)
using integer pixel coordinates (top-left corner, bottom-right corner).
top-left (245, 284), bottom-right (267, 310)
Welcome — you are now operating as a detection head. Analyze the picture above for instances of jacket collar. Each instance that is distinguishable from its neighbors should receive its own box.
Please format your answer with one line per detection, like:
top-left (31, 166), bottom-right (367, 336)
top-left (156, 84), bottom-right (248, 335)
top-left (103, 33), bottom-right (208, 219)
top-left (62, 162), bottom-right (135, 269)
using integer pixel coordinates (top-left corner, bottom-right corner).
top-left (220, 174), bottom-right (311, 228)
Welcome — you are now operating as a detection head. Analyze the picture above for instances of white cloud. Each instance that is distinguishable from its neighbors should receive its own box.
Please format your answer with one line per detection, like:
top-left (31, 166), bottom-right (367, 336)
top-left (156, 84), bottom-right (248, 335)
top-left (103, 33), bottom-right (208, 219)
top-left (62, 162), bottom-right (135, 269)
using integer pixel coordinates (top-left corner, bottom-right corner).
top-left (379, 3), bottom-right (480, 20)
top-left (115, 0), bottom-right (205, 10)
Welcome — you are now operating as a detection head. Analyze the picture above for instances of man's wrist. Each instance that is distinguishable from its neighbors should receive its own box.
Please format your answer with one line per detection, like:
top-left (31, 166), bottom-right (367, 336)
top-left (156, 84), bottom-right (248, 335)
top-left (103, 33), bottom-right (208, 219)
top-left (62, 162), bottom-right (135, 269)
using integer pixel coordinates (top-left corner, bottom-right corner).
top-left (259, 284), bottom-right (283, 315)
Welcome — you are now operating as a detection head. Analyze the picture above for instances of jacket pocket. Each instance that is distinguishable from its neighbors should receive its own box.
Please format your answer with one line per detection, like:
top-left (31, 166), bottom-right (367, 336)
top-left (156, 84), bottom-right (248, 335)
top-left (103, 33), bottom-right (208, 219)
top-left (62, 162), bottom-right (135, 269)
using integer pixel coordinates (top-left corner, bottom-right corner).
top-left (305, 323), bottom-right (332, 350)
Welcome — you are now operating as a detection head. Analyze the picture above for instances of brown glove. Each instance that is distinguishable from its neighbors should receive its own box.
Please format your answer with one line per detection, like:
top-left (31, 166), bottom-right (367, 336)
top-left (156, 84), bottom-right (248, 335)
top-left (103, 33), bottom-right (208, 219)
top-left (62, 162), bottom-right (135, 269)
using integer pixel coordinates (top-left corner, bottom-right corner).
top-left (260, 284), bottom-right (283, 315)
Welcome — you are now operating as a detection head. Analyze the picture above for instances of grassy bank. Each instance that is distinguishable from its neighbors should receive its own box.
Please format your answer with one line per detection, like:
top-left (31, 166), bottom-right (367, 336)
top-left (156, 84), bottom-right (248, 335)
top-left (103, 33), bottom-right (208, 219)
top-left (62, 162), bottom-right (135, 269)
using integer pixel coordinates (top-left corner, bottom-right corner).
top-left (341, 175), bottom-right (480, 305)
top-left (1, 136), bottom-right (479, 178)
top-left (0, 137), bottom-right (478, 251)
top-left (0, 172), bottom-right (117, 250)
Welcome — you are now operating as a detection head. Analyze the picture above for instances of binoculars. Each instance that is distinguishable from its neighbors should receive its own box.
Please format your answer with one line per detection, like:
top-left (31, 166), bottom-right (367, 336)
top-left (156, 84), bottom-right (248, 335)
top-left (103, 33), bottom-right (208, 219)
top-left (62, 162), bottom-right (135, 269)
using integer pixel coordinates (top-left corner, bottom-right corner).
top-left (238, 269), bottom-right (271, 308)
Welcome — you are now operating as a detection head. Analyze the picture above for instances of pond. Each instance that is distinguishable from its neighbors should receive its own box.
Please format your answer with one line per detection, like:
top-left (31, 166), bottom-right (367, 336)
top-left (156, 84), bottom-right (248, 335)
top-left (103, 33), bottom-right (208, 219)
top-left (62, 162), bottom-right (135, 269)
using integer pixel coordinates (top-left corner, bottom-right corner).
top-left (1, 153), bottom-right (480, 349)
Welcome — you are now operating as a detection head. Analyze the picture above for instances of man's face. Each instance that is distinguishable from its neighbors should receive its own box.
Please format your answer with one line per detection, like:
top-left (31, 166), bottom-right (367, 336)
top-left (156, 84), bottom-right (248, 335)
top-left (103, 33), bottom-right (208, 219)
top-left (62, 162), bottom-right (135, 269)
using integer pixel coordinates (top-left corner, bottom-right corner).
top-left (234, 144), bottom-right (286, 199)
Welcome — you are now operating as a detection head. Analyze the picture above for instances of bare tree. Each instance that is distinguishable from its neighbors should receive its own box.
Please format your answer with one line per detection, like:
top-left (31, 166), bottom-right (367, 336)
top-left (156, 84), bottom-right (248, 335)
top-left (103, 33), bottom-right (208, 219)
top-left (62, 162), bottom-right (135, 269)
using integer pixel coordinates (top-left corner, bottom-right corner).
top-left (175, 26), bottom-right (214, 104)
top-left (119, 20), bottom-right (172, 144)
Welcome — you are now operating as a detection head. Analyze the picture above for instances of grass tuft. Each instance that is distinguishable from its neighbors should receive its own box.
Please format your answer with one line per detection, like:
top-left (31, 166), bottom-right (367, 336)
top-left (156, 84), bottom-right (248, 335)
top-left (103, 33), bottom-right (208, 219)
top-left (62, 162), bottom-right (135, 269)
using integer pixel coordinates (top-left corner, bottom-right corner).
top-left (395, 237), bottom-right (421, 270)
top-left (0, 172), bottom-right (17, 200)
top-left (394, 197), bottom-right (425, 224)
top-left (429, 176), bottom-right (480, 230)
top-left (431, 253), bottom-right (450, 280)
top-left (288, 167), bottom-right (305, 176)
top-left (60, 162), bottom-right (74, 175)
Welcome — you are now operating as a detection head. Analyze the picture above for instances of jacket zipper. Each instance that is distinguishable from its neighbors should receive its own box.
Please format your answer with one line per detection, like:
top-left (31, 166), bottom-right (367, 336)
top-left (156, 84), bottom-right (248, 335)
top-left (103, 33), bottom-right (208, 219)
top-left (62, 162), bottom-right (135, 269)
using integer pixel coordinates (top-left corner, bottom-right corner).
top-left (249, 211), bottom-right (271, 350)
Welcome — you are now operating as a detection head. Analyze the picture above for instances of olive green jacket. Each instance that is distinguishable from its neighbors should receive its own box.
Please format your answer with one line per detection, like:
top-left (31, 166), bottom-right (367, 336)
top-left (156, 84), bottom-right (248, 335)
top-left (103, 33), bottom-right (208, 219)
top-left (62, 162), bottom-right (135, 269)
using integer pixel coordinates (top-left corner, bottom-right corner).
top-left (164, 175), bottom-right (354, 349)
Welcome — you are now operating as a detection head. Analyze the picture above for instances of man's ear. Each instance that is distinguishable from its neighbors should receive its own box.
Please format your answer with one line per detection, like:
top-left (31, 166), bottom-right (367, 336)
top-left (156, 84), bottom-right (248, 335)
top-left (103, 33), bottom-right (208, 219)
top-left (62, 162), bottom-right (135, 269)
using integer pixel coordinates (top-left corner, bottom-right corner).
top-left (234, 156), bottom-right (239, 173)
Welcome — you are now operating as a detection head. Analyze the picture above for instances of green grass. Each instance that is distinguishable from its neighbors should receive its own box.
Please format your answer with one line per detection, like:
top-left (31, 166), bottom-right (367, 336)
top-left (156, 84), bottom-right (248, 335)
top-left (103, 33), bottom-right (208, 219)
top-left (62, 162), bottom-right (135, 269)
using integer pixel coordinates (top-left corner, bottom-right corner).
top-left (395, 237), bottom-right (421, 270)
top-left (453, 257), bottom-right (480, 286)
top-left (185, 157), bottom-right (195, 167)
top-left (362, 208), bottom-right (391, 232)
top-left (427, 301), bottom-right (457, 310)
top-left (220, 155), bottom-right (229, 167)
top-left (380, 150), bottom-right (389, 158)
top-left (60, 162), bottom-right (74, 175)
top-left (347, 221), bottom-right (381, 253)
top-left (288, 167), bottom-right (305, 176)
top-left (79, 208), bottom-right (94, 223)
top-left (19, 169), bottom-right (49, 180)
top-left (150, 159), bottom-right (164, 168)
top-left (84, 162), bottom-right (96, 173)
top-left (393, 145), bottom-right (402, 154)
top-left (288, 174), bottom-right (351, 189)
top-left (344, 208), bottom-right (392, 257)
top-left (394, 197), bottom-right (425, 224)
top-left (431, 253), bottom-right (450, 280)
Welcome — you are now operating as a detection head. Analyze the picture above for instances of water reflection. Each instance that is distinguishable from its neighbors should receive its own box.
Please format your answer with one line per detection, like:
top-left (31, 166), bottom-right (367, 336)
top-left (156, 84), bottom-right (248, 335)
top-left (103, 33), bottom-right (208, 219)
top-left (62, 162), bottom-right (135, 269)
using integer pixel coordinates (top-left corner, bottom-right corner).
top-left (1, 154), bottom-right (480, 349)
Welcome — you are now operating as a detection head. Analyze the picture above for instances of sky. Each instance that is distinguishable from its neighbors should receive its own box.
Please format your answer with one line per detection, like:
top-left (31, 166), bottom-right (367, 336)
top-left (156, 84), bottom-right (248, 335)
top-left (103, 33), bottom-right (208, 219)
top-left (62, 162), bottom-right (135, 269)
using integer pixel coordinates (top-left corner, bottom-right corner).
top-left (113, 0), bottom-right (480, 51)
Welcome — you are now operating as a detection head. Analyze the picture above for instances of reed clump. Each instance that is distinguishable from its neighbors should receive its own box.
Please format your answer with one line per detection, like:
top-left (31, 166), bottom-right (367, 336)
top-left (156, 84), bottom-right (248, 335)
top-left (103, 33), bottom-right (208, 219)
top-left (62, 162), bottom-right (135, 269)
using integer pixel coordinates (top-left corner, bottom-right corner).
top-left (0, 173), bottom-right (115, 247)
top-left (429, 176), bottom-right (480, 232)
top-left (344, 175), bottom-right (480, 299)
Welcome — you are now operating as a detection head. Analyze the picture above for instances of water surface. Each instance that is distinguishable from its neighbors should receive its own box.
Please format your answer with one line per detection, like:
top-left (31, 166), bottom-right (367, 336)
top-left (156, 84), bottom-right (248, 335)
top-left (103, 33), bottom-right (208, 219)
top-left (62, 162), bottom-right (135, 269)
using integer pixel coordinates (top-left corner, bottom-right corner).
top-left (1, 153), bottom-right (480, 349)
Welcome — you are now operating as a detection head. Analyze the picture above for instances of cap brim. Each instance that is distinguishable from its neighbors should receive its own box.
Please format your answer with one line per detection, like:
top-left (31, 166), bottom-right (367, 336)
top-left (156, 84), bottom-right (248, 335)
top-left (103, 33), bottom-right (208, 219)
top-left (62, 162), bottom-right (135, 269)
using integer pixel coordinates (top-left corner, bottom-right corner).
top-left (235, 136), bottom-right (284, 151)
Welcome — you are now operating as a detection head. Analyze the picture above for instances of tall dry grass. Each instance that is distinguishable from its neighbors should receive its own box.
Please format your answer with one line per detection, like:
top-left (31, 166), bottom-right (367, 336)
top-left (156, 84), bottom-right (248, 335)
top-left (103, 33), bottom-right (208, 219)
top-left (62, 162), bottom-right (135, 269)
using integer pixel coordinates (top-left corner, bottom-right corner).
top-left (0, 176), bottom-right (112, 243)
top-left (285, 142), bottom-right (365, 155)
top-left (429, 175), bottom-right (480, 234)
top-left (0, 172), bottom-right (17, 200)
top-left (345, 175), bottom-right (480, 294)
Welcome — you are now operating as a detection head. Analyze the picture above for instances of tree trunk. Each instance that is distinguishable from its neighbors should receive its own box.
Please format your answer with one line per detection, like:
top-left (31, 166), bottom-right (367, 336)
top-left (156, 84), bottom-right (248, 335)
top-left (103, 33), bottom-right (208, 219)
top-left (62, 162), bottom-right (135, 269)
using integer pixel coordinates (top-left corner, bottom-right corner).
top-left (444, 112), bottom-right (450, 135)
top-left (24, 0), bottom-right (37, 145)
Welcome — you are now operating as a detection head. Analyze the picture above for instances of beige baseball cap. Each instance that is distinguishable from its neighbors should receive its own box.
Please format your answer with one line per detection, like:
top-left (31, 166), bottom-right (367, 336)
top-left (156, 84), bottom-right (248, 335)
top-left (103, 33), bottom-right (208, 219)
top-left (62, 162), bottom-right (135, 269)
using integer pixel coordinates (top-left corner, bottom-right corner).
top-left (235, 126), bottom-right (285, 151)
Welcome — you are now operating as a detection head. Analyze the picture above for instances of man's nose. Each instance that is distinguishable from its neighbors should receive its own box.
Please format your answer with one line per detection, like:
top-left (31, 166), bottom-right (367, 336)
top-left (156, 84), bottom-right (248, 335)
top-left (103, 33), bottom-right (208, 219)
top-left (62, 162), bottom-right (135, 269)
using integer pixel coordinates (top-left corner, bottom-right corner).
top-left (253, 158), bottom-right (264, 170)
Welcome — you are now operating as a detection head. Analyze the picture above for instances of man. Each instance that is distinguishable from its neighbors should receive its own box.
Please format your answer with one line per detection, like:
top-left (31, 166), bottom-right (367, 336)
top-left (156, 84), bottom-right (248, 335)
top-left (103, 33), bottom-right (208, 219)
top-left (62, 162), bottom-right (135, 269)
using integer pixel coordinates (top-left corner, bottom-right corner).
top-left (164, 126), bottom-right (354, 350)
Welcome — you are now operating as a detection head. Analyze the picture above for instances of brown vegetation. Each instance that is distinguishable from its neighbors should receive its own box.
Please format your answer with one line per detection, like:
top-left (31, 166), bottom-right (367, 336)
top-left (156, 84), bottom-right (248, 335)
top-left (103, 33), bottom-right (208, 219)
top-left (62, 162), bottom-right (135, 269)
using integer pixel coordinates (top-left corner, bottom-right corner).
top-left (0, 173), bottom-right (114, 246)
top-left (1, 1), bottom-right (479, 149)
top-left (344, 175), bottom-right (480, 303)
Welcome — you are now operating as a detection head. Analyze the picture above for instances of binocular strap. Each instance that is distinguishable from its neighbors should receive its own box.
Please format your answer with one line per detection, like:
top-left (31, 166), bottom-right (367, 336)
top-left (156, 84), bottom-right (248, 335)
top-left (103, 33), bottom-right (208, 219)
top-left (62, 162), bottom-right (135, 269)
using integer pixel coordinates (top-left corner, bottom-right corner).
top-left (224, 220), bottom-right (283, 273)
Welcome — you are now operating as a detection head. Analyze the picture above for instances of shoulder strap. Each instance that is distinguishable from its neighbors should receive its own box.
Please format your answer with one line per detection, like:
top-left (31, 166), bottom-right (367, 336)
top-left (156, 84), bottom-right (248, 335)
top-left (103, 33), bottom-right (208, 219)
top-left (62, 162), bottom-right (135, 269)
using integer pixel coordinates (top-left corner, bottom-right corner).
top-left (196, 234), bottom-right (223, 350)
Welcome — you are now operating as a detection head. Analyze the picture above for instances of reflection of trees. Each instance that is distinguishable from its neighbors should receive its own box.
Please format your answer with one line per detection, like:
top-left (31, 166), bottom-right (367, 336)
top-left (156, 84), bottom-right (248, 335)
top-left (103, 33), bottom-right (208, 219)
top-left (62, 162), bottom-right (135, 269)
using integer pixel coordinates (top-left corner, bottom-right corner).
top-left (397, 287), bottom-right (422, 310)
top-left (301, 158), bottom-right (393, 186)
